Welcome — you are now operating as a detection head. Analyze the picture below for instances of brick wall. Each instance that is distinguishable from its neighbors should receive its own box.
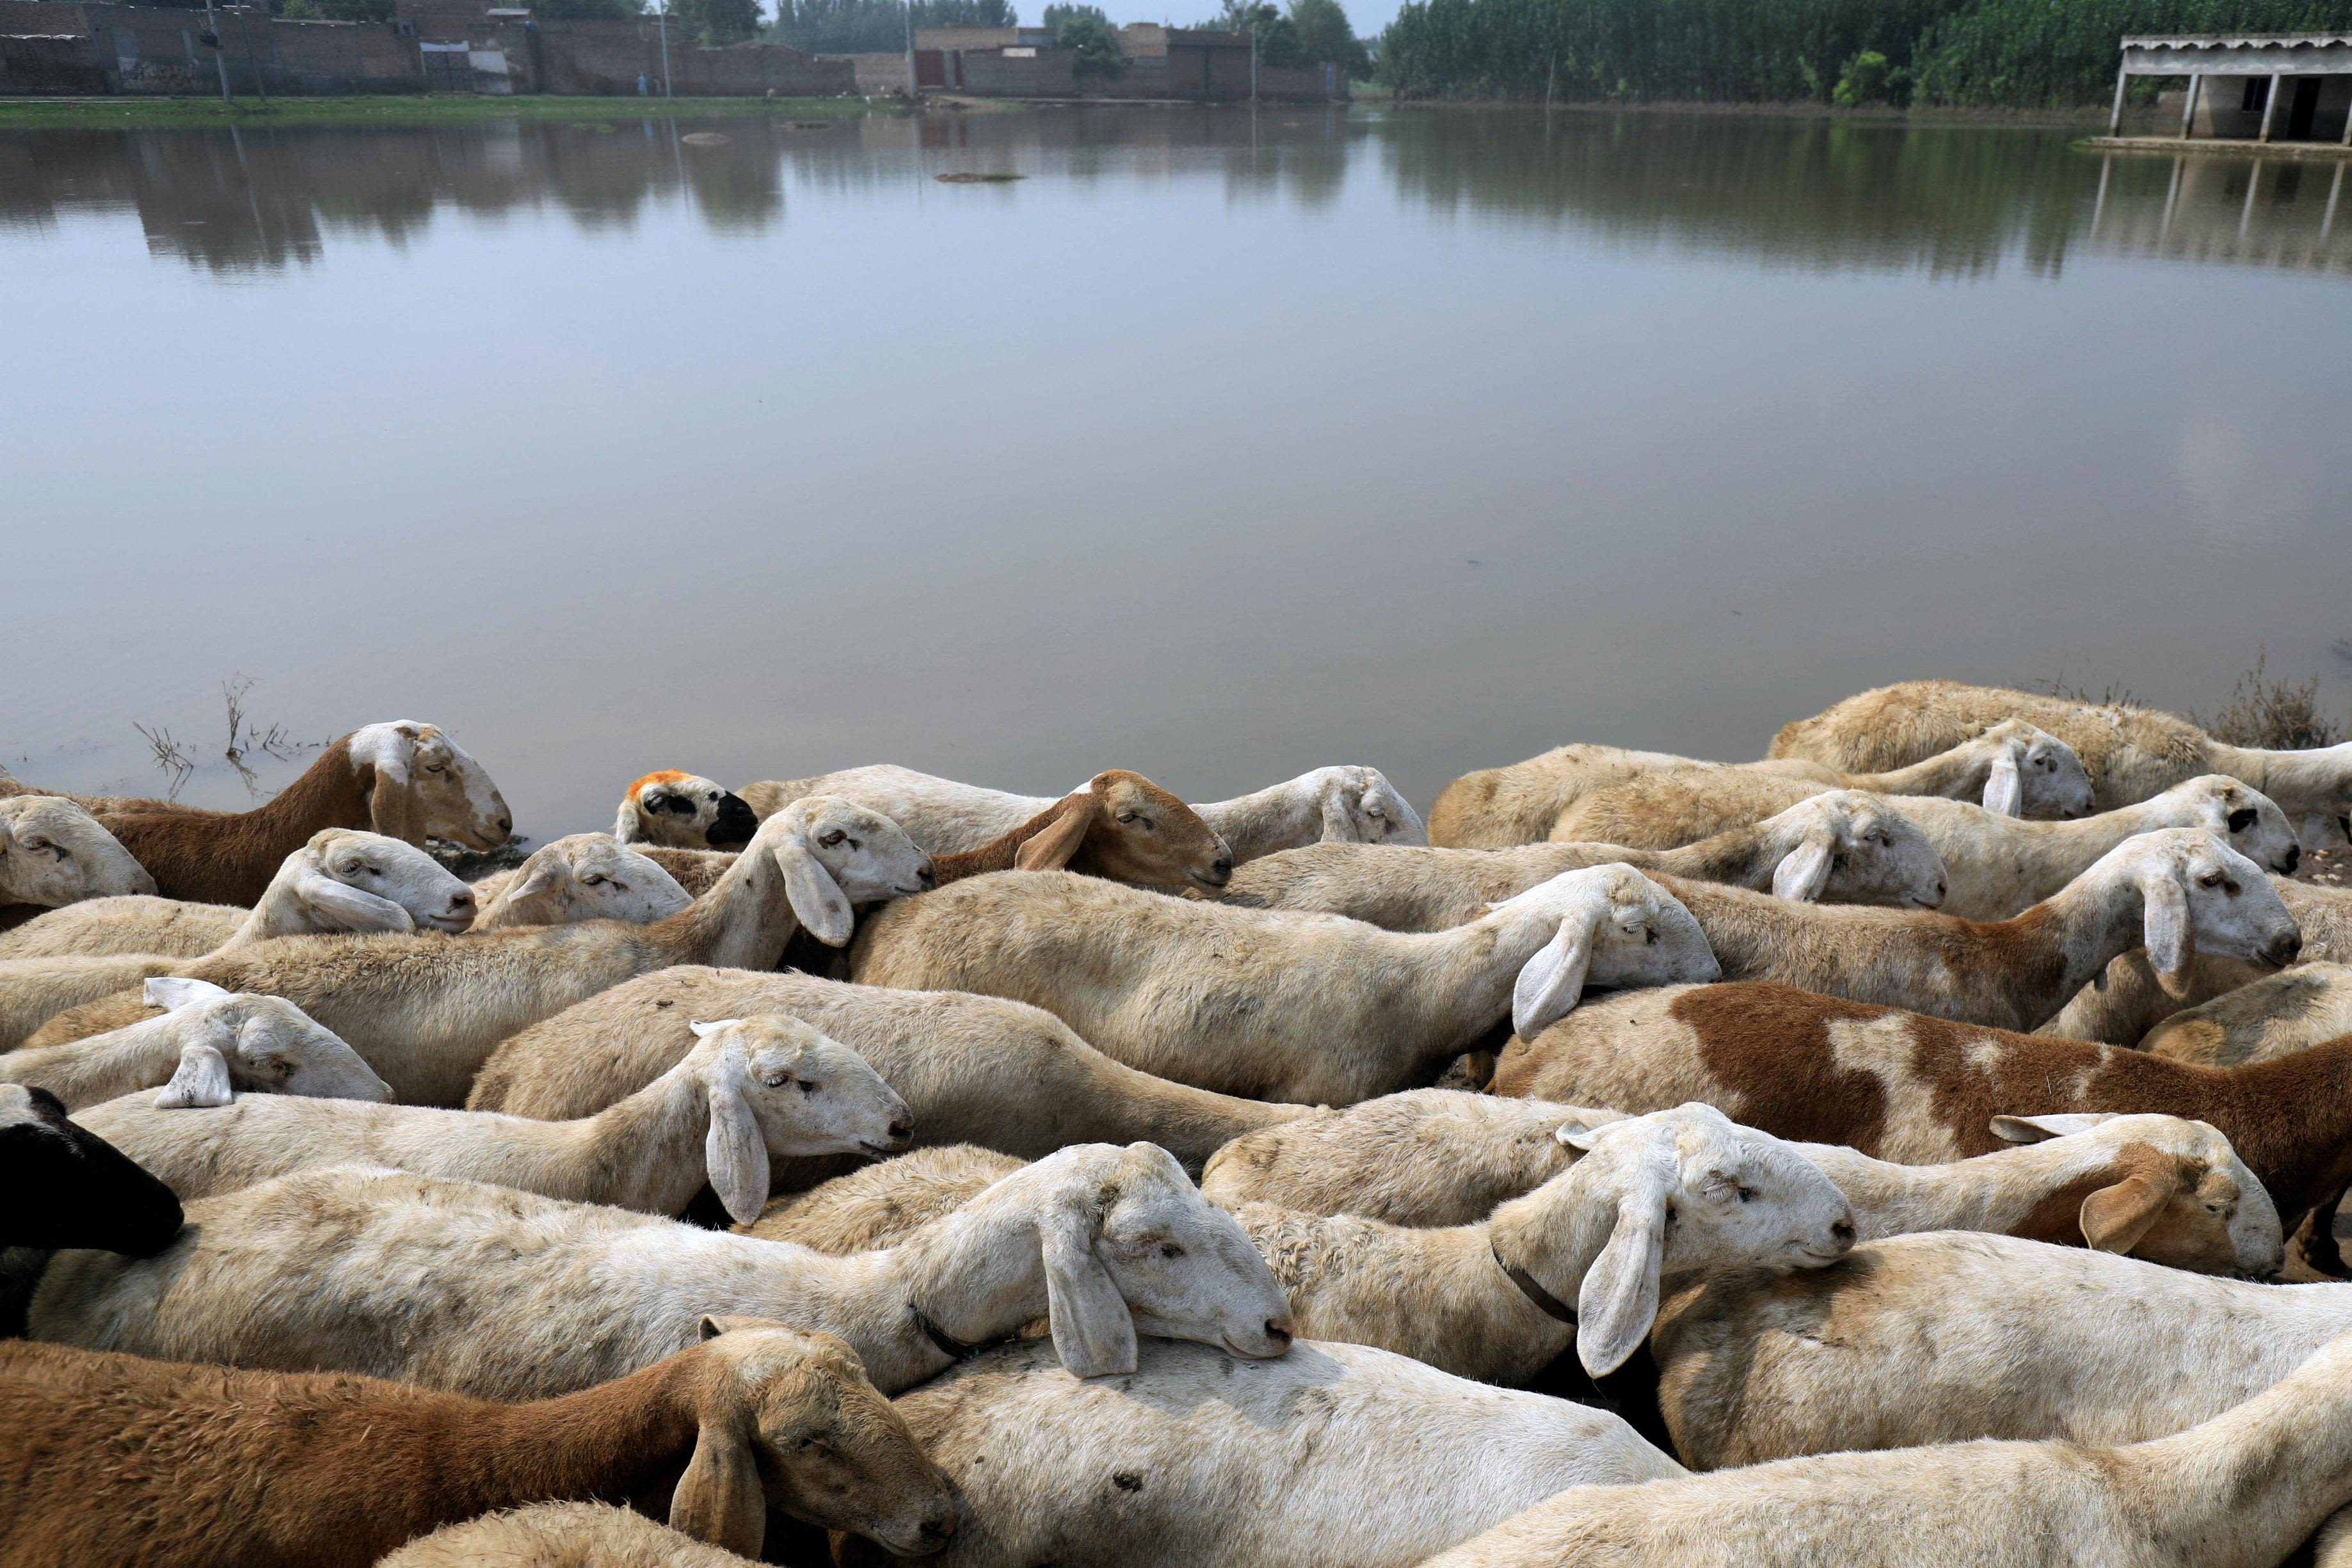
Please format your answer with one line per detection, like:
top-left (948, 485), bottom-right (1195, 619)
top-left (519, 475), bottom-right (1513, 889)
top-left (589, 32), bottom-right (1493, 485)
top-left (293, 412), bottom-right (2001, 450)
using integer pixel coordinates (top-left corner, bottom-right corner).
top-left (0, 29), bottom-right (106, 90)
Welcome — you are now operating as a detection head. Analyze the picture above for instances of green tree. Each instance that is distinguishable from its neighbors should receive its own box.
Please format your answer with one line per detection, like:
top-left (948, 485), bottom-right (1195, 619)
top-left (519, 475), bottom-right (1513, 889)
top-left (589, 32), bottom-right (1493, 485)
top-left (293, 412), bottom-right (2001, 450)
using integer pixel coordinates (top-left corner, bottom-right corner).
top-left (1220, 0), bottom-right (1304, 65)
top-left (274, 0), bottom-right (393, 19)
top-left (1041, 1), bottom-right (1107, 24)
top-left (1286, 0), bottom-right (1370, 74)
top-left (1056, 9), bottom-right (1126, 72)
top-left (671, 0), bottom-right (762, 43)
top-left (534, 0), bottom-right (646, 20)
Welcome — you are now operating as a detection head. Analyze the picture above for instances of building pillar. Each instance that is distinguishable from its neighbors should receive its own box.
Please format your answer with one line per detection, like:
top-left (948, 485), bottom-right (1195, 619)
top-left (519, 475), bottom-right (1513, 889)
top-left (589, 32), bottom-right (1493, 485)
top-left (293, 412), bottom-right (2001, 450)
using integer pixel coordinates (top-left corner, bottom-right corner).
top-left (2343, 72), bottom-right (2352, 145)
top-left (2108, 61), bottom-right (2129, 135)
top-left (2180, 72), bottom-right (2200, 138)
top-left (2258, 70), bottom-right (2281, 141)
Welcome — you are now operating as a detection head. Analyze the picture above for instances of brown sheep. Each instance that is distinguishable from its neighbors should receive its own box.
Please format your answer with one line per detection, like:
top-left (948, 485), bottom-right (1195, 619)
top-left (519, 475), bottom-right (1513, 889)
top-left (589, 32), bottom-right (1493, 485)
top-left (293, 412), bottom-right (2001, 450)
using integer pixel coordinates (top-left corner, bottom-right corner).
top-left (1493, 978), bottom-right (2352, 1236)
top-left (87, 724), bottom-right (511, 905)
top-left (0, 1323), bottom-right (951, 1568)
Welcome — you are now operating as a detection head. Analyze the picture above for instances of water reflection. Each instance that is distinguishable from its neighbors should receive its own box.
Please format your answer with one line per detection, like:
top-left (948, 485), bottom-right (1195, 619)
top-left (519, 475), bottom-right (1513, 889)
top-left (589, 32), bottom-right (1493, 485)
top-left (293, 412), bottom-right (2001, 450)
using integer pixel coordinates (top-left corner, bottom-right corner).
top-left (7, 106), bottom-right (2348, 278)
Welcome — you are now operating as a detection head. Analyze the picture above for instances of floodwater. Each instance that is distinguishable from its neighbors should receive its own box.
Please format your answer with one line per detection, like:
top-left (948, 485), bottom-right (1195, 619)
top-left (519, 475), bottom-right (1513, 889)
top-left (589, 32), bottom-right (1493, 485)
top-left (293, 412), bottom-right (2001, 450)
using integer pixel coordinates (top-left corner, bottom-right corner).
top-left (5, 106), bottom-right (2350, 839)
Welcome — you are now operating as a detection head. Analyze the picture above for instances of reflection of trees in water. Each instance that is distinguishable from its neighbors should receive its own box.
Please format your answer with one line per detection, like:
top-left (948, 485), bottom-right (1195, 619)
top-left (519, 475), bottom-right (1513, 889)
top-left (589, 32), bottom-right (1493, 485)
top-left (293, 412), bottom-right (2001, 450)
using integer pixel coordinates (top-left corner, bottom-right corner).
top-left (4, 109), bottom-right (2348, 275)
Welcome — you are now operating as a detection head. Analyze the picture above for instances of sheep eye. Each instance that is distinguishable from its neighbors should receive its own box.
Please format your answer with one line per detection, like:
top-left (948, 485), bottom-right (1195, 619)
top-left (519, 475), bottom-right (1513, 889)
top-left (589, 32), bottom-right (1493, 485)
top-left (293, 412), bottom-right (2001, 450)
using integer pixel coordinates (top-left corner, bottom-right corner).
top-left (1114, 812), bottom-right (1140, 825)
top-left (763, 1072), bottom-right (792, 1088)
top-left (2227, 808), bottom-right (2259, 834)
top-left (582, 874), bottom-right (607, 887)
top-left (818, 829), bottom-right (846, 848)
top-left (1160, 1242), bottom-right (1184, 1259)
top-left (1644, 927), bottom-right (1660, 945)
top-left (270, 1059), bottom-right (295, 1079)
top-left (797, 1080), bottom-right (819, 1096)
top-left (425, 763), bottom-right (447, 775)
top-left (1737, 1186), bottom-right (1757, 1203)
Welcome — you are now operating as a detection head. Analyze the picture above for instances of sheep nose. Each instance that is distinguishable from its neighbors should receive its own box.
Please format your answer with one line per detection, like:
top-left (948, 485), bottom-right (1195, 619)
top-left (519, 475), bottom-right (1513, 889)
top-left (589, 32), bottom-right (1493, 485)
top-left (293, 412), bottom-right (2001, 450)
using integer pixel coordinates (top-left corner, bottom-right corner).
top-left (887, 1117), bottom-right (915, 1146)
top-left (920, 1511), bottom-right (957, 1542)
top-left (1263, 1317), bottom-right (1294, 1350)
top-left (1831, 1219), bottom-right (1857, 1245)
top-left (2269, 932), bottom-right (2304, 966)
top-left (448, 888), bottom-right (476, 910)
top-left (916, 866), bottom-right (937, 890)
top-left (2284, 845), bottom-right (2302, 874)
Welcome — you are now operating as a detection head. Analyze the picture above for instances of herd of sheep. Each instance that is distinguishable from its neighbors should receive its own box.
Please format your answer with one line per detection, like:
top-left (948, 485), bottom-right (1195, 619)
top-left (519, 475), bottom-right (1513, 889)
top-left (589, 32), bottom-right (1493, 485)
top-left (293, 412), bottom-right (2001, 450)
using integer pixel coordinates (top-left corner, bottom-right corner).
top-left (5, 676), bottom-right (2352, 1567)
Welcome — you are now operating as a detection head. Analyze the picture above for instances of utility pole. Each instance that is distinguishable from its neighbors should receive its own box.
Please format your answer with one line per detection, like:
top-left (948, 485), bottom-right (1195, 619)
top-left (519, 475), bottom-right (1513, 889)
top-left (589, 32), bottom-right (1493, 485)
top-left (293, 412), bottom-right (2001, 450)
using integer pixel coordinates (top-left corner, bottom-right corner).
top-left (202, 0), bottom-right (230, 102)
top-left (902, 0), bottom-right (915, 99)
top-left (657, 0), bottom-right (672, 97)
top-left (1248, 12), bottom-right (1256, 101)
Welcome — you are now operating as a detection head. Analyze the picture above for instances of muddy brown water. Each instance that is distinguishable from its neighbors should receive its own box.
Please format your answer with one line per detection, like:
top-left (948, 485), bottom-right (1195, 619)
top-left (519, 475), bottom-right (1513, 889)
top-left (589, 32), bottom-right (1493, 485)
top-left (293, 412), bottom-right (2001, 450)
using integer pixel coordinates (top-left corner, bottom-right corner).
top-left (4, 107), bottom-right (2349, 840)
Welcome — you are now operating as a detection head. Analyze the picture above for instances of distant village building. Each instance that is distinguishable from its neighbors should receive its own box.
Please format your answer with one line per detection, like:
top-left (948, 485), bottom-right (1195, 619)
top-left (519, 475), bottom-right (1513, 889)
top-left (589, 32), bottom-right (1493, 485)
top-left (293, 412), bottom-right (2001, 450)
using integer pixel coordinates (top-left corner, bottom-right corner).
top-left (908, 20), bottom-right (1336, 100)
top-left (2106, 32), bottom-right (2352, 148)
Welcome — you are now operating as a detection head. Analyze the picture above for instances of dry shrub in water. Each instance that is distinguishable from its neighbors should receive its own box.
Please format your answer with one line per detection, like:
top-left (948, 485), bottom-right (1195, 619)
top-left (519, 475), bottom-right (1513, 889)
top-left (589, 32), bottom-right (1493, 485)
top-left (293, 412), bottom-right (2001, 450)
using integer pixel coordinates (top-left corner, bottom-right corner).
top-left (2193, 649), bottom-right (2344, 751)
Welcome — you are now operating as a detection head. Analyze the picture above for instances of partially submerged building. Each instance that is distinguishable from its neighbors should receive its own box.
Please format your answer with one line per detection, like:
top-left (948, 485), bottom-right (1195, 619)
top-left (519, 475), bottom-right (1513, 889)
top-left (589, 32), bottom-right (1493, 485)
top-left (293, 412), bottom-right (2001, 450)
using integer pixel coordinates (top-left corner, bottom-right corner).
top-left (908, 20), bottom-right (1341, 100)
top-left (2106, 32), bottom-right (2352, 148)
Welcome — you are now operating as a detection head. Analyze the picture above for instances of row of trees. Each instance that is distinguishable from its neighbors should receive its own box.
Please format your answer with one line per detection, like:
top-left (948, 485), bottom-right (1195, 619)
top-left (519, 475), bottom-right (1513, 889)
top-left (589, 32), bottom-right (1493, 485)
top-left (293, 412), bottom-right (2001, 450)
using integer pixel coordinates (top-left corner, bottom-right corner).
top-left (1377, 0), bottom-right (2352, 105)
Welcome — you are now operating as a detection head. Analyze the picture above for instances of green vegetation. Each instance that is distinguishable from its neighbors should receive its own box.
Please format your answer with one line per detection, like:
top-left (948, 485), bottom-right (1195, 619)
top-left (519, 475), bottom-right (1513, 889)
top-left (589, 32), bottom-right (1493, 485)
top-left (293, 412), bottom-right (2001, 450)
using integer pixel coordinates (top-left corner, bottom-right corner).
top-left (669, 0), bottom-right (762, 44)
top-left (1055, 9), bottom-right (1126, 73)
top-left (767, 0), bottom-right (1014, 54)
top-left (1039, 2), bottom-right (1108, 26)
top-left (1219, 0), bottom-right (1370, 74)
top-left (1377, 0), bottom-right (2352, 106)
top-left (0, 95), bottom-right (884, 129)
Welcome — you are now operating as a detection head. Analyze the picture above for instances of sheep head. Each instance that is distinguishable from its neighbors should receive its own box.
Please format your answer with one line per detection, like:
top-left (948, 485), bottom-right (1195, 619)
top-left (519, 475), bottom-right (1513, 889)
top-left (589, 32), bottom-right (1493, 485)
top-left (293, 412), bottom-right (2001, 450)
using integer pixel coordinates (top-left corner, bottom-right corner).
top-left (1015, 1142), bottom-right (1294, 1379)
top-left (1763, 791), bottom-right (1946, 909)
top-left (766, 799), bottom-right (934, 946)
top-left (617, 770), bottom-right (760, 850)
top-left (1989, 1112), bottom-right (2282, 1277)
top-left (2160, 776), bottom-right (2300, 877)
top-left (2100, 828), bottom-right (2301, 996)
top-left (480, 834), bottom-right (692, 929)
top-left (678, 1319), bottom-right (955, 1557)
top-left (1309, 765), bottom-right (1428, 847)
top-left (347, 721), bottom-right (513, 851)
top-left (141, 977), bottom-right (394, 1107)
top-left (1500, 866), bottom-right (1719, 1039)
top-left (1498, 1102), bottom-right (1853, 1377)
top-left (1974, 719), bottom-right (2093, 819)
top-left (280, 829), bottom-right (476, 934)
top-left (0, 796), bottom-right (154, 906)
top-left (1051, 771), bottom-right (1232, 892)
top-left (687, 1015), bottom-right (914, 1223)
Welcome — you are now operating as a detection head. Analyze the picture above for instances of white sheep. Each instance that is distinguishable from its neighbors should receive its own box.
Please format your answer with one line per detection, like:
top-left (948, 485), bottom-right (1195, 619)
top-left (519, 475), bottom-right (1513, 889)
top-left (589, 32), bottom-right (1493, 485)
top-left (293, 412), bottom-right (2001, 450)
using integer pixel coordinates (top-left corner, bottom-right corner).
top-left (2142, 962), bottom-right (2352, 1065)
top-left (1418, 1319), bottom-right (2352, 1568)
top-left (1646, 1229), bottom-right (2352, 1470)
top-left (379, 1504), bottom-right (765, 1568)
top-left (465, 968), bottom-right (1306, 1175)
top-left (0, 796), bottom-right (154, 910)
top-left (1772, 678), bottom-right (2352, 835)
top-left (0, 977), bottom-right (392, 1110)
top-left (28, 1142), bottom-right (1295, 1400)
top-left (467, 833), bottom-right (694, 929)
top-left (836, 1336), bottom-right (1683, 1568)
top-left (20, 799), bottom-right (934, 1107)
top-left (739, 764), bottom-right (1425, 862)
top-left (850, 864), bottom-right (1720, 1104)
top-left (613, 770), bottom-right (761, 849)
top-left (1220, 790), bottom-right (1949, 920)
top-left (2042, 876), bottom-right (2352, 1043)
top-left (70, 1016), bottom-right (909, 1220)
top-left (1427, 721), bottom-right (2093, 848)
top-left (0, 830), bottom-right (477, 1049)
top-left (1558, 774), bottom-right (2301, 921)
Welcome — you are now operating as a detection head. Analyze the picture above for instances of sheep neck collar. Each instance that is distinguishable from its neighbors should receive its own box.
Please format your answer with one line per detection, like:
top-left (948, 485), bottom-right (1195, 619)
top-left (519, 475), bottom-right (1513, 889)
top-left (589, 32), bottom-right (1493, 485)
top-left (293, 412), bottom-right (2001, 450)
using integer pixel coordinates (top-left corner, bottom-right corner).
top-left (909, 1302), bottom-right (999, 1362)
top-left (1492, 1242), bottom-right (1577, 1325)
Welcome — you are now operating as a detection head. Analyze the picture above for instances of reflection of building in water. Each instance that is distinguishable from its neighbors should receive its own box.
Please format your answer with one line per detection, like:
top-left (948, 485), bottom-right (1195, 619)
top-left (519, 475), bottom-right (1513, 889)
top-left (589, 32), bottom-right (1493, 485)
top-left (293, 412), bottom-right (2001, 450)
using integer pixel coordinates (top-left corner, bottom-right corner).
top-left (2088, 150), bottom-right (2352, 271)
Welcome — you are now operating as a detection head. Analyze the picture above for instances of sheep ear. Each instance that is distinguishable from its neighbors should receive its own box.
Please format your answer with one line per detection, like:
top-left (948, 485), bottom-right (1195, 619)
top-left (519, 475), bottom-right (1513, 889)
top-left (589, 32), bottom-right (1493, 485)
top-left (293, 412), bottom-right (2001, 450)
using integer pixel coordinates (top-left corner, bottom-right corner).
top-left (2140, 869), bottom-right (2195, 997)
top-left (502, 861), bottom-right (564, 906)
top-left (1015, 801), bottom-right (1093, 871)
top-left (364, 755), bottom-right (425, 844)
top-left (669, 1420), bottom-right (767, 1558)
top-left (689, 1018), bottom-right (742, 1039)
top-left (2080, 1162), bottom-right (2173, 1256)
top-left (1576, 1178), bottom-right (1668, 1377)
top-left (1039, 1199), bottom-right (1136, 1378)
top-left (1555, 1107), bottom-right (1630, 1149)
top-left (773, 838), bottom-right (854, 947)
top-left (703, 1044), bottom-right (771, 1226)
top-left (156, 1043), bottom-right (235, 1108)
top-left (144, 977), bottom-right (231, 1012)
top-left (1990, 1112), bottom-right (2116, 1144)
top-left (291, 872), bottom-right (415, 934)
top-left (1318, 785), bottom-right (1363, 844)
top-left (1512, 906), bottom-right (1599, 1040)
top-left (1981, 752), bottom-right (2023, 817)
top-left (1770, 829), bottom-right (1836, 903)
